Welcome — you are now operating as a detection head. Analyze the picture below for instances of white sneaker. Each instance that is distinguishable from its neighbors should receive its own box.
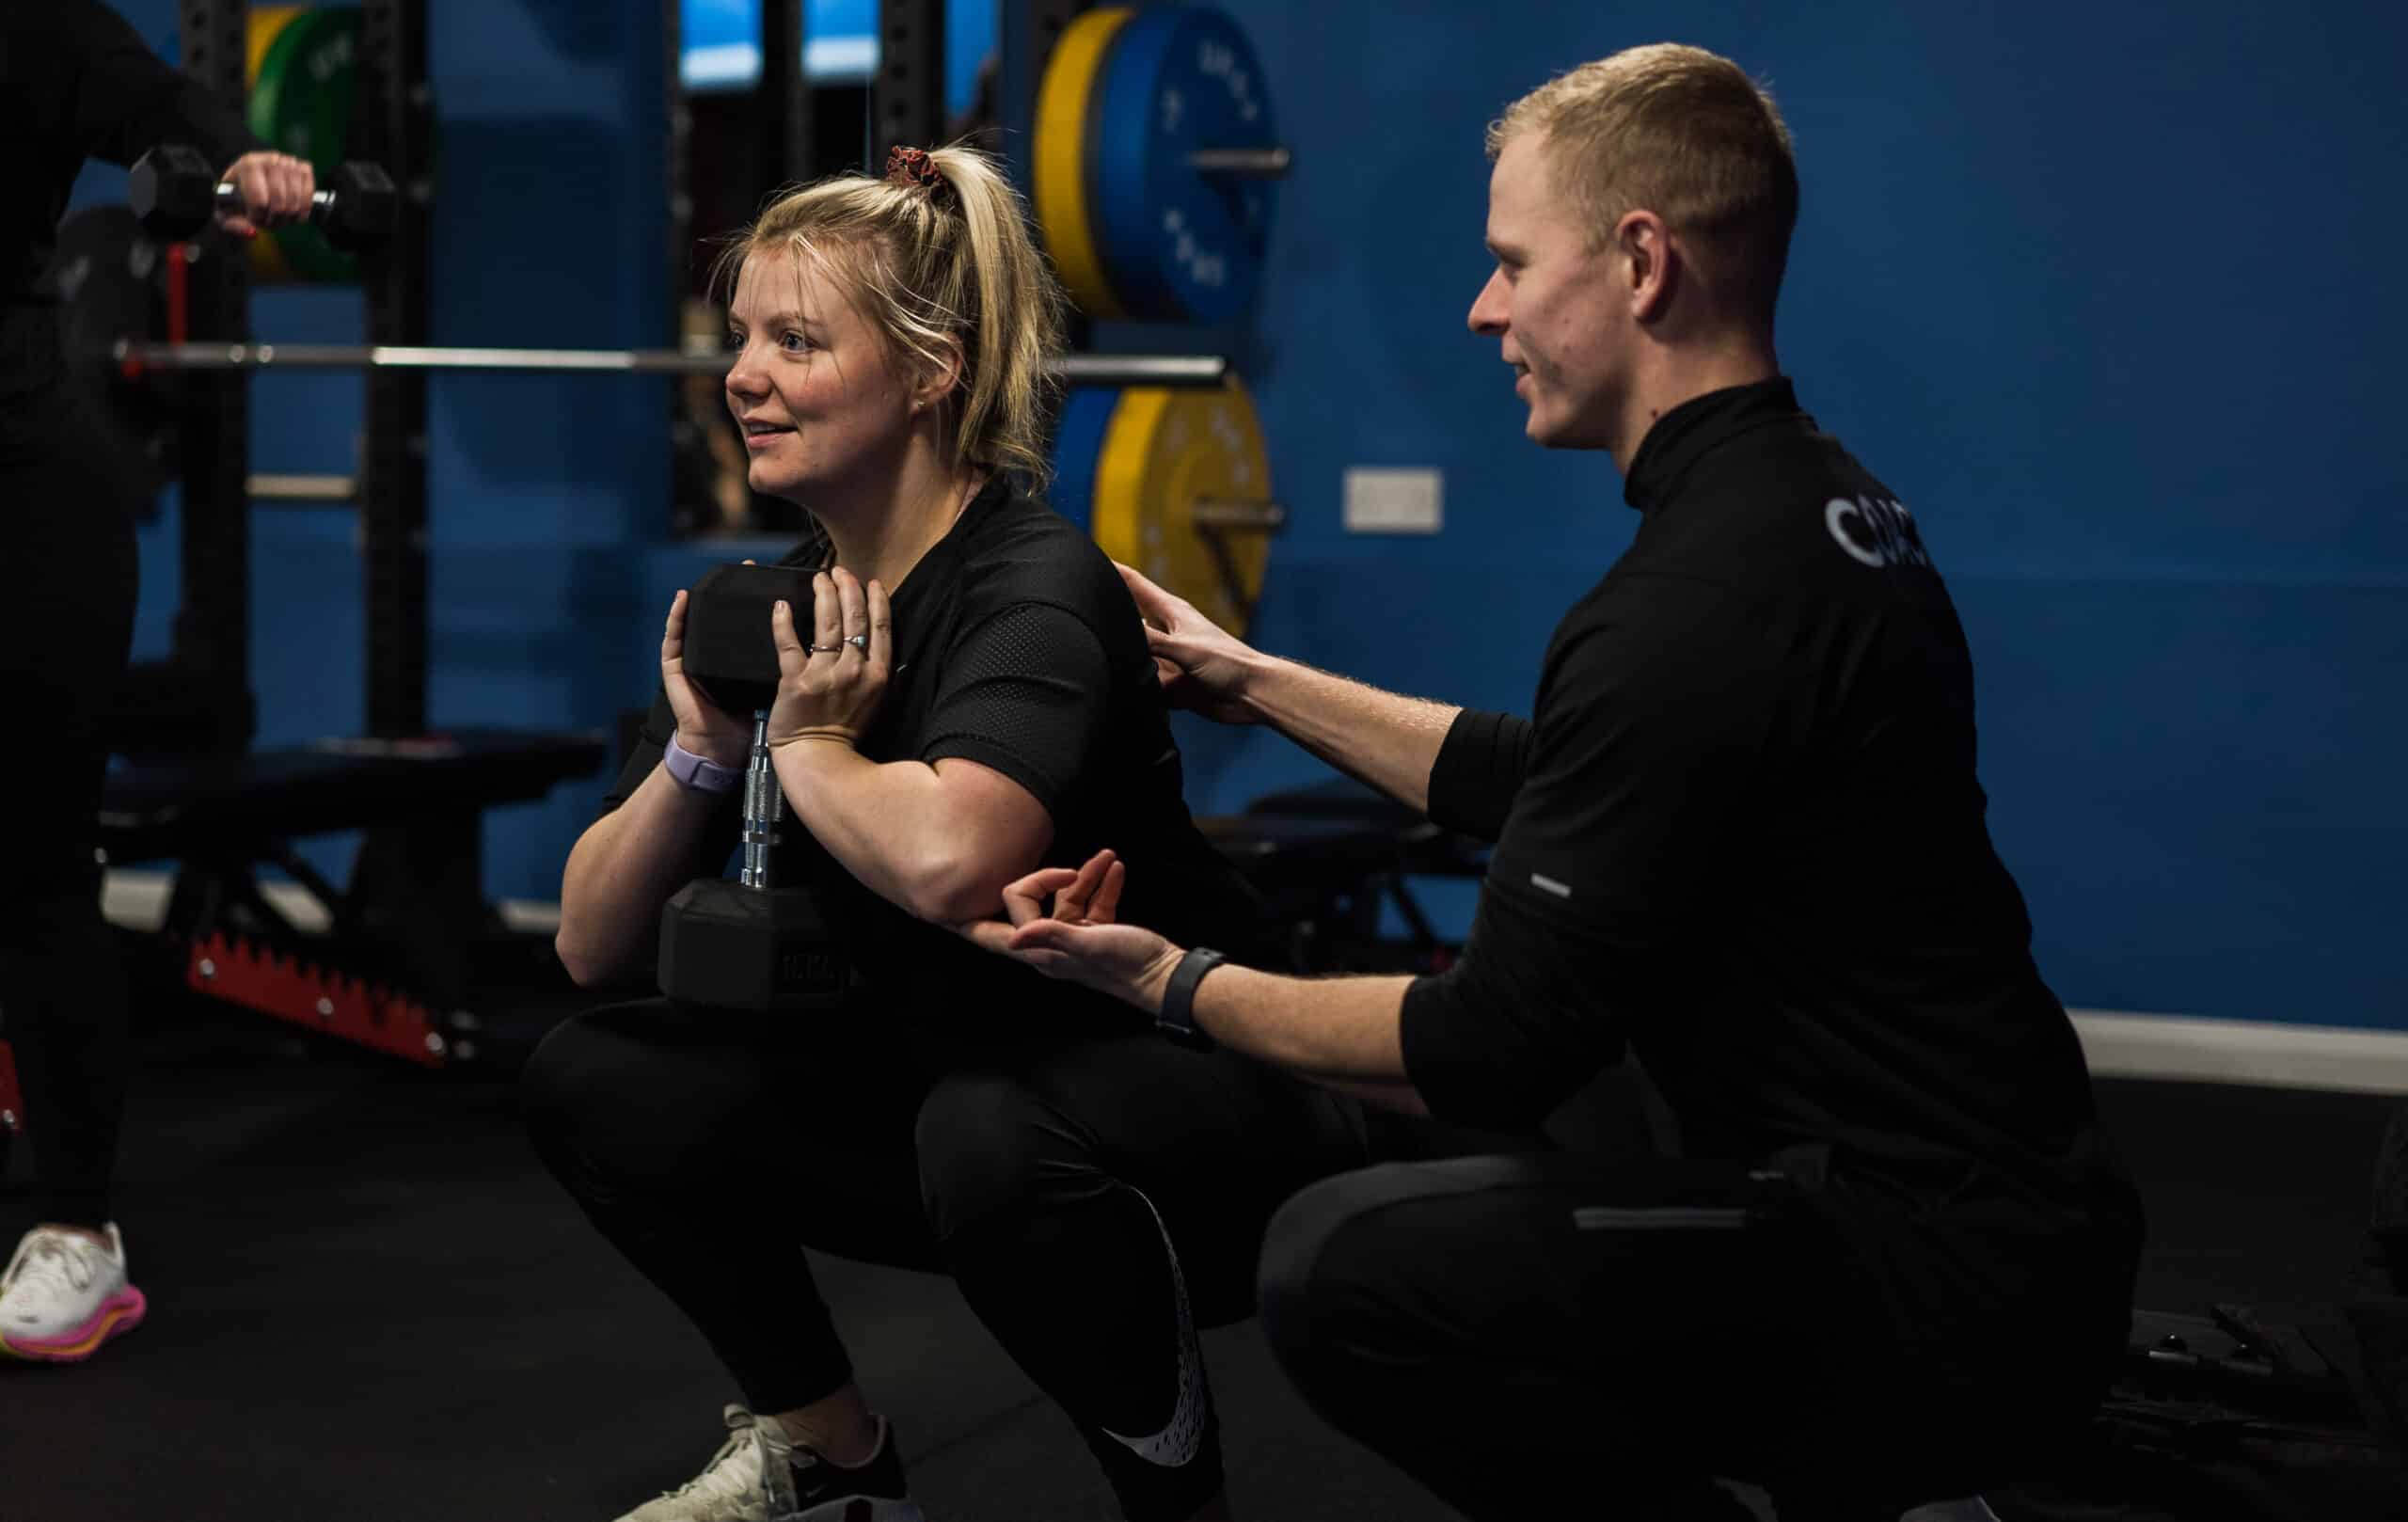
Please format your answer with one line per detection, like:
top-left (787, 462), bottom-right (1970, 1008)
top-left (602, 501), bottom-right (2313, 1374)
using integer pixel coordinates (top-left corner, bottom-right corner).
top-left (0, 1222), bottom-right (148, 1362)
top-left (616, 1404), bottom-right (924, 1522)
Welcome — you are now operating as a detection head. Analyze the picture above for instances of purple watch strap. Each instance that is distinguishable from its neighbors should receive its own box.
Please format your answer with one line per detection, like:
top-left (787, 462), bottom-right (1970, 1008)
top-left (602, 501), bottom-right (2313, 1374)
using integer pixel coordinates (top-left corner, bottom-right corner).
top-left (664, 732), bottom-right (741, 794)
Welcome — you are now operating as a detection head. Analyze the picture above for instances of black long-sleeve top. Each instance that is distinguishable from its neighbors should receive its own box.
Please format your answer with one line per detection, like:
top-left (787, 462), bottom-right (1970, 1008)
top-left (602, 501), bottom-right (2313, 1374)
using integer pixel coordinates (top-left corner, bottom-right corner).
top-left (1400, 379), bottom-right (2135, 1246)
top-left (2, 0), bottom-right (260, 402)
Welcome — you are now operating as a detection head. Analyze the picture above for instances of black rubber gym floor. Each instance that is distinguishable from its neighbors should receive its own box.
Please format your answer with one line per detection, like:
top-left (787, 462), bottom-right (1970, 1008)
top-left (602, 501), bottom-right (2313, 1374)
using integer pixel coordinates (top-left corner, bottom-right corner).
top-left (3, 992), bottom-right (2400, 1522)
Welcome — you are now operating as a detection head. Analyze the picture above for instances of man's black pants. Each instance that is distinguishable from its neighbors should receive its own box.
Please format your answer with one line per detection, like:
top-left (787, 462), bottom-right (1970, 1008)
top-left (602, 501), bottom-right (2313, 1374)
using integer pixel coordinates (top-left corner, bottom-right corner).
top-left (1259, 1151), bottom-right (2135, 1521)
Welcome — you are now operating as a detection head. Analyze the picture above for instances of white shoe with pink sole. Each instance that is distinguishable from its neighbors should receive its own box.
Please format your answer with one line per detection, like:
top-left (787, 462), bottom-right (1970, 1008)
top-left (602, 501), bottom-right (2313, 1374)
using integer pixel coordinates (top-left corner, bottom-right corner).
top-left (0, 1222), bottom-right (147, 1362)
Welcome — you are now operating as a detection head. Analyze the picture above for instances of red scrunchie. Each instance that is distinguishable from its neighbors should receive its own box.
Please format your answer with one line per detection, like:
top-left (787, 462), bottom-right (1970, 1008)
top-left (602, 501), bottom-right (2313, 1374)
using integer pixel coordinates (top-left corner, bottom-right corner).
top-left (885, 145), bottom-right (942, 191)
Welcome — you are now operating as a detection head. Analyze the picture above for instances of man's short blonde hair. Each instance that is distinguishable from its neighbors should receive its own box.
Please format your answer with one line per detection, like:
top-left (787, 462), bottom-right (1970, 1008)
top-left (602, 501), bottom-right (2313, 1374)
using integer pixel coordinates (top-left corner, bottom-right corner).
top-left (1488, 43), bottom-right (1798, 329)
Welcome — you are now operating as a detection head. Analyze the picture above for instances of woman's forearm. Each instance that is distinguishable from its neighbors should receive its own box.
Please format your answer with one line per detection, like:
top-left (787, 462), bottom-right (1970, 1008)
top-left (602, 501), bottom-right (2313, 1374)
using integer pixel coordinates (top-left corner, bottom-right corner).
top-left (770, 740), bottom-right (1041, 924)
top-left (554, 762), bottom-right (731, 986)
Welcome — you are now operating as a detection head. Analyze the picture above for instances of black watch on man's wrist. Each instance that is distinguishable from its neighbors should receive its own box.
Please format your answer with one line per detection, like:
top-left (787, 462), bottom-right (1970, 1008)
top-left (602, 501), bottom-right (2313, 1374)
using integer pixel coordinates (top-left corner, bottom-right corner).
top-left (1155, 947), bottom-right (1227, 1050)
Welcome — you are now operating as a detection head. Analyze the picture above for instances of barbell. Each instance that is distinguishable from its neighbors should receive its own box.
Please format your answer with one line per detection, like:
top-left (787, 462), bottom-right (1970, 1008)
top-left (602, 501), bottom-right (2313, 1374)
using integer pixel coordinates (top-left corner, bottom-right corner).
top-left (101, 333), bottom-right (1281, 635)
top-left (108, 341), bottom-right (1230, 384)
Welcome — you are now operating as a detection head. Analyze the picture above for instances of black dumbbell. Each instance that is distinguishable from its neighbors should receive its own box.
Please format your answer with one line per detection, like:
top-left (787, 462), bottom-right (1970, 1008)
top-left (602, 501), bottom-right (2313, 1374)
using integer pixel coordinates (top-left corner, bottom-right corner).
top-left (129, 144), bottom-right (398, 250)
top-left (657, 563), bottom-right (852, 1015)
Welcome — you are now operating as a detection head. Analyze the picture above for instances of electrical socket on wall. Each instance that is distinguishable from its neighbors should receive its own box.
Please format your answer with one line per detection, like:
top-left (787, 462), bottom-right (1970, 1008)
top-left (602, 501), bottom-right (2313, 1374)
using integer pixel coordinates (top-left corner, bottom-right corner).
top-left (1343, 468), bottom-right (1443, 534)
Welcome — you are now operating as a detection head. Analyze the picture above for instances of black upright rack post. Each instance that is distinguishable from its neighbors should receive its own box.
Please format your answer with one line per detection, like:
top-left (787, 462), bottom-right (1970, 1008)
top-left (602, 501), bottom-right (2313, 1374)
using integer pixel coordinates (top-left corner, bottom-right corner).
top-left (761, 0), bottom-right (812, 186)
top-left (1006, 3), bottom-right (1094, 383)
top-left (1001, 0), bottom-right (1084, 196)
top-left (875, 0), bottom-right (946, 167)
top-left (666, 0), bottom-right (693, 317)
top-left (172, 0), bottom-right (256, 753)
top-left (345, 0), bottom-right (483, 1023)
top-left (354, 0), bottom-right (433, 741)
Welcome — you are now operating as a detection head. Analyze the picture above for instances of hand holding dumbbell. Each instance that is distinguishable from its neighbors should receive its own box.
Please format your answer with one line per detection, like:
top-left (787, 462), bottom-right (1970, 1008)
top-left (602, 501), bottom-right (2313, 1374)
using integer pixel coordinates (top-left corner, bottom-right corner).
top-left (657, 563), bottom-right (853, 1015)
top-left (213, 150), bottom-right (314, 237)
top-left (129, 144), bottom-right (397, 249)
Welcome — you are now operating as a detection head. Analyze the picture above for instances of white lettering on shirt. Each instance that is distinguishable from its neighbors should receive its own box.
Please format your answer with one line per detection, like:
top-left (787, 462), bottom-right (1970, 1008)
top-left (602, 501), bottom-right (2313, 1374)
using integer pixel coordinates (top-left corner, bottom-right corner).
top-left (1824, 495), bottom-right (1932, 570)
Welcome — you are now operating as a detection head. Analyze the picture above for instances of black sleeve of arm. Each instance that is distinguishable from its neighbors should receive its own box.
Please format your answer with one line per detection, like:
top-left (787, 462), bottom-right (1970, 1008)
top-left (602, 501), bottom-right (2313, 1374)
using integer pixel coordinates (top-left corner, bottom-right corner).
top-left (1399, 884), bottom-right (1639, 1128)
top-left (921, 601), bottom-right (1109, 819)
top-left (598, 686), bottom-right (742, 880)
top-left (64, 0), bottom-right (261, 169)
top-left (1400, 577), bottom-right (1776, 1129)
top-left (1425, 707), bottom-right (1535, 842)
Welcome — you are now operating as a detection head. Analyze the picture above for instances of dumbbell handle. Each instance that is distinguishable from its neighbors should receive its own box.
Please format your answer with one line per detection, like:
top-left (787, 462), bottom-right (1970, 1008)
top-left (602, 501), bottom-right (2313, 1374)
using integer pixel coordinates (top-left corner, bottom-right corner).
top-left (214, 179), bottom-right (341, 226)
top-left (739, 710), bottom-right (783, 891)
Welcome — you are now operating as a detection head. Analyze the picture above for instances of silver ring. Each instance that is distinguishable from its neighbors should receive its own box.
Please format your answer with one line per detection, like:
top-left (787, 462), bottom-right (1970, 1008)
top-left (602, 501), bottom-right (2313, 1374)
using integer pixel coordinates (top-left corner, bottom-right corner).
top-left (847, 633), bottom-right (868, 651)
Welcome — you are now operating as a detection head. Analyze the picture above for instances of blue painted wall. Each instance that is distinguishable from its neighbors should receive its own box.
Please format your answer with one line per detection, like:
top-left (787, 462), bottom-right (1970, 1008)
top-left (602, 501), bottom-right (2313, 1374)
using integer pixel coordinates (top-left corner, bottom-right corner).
top-left (79, 3), bottom-right (2406, 1031)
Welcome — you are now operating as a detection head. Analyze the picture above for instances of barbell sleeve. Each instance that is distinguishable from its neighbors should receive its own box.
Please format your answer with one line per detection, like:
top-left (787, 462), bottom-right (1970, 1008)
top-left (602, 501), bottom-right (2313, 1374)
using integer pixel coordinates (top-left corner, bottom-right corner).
top-left (248, 472), bottom-right (358, 502)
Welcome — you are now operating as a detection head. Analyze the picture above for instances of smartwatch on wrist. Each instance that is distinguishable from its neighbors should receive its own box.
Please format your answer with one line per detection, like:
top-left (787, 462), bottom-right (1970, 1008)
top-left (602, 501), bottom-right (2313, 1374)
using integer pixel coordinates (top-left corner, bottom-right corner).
top-left (1155, 947), bottom-right (1227, 1050)
top-left (664, 732), bottom-right (741, 794)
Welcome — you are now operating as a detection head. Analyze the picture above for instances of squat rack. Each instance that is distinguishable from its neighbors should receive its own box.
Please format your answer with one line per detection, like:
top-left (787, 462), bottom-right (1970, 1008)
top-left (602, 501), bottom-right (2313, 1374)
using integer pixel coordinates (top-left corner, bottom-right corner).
top-left (151, 0), bottom-right (1192, 753)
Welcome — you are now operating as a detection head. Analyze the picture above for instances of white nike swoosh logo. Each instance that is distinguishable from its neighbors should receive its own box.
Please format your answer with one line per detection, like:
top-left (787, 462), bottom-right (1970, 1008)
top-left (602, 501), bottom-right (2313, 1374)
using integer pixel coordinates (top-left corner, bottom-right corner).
top-left (1100, 1185), bottom-right (1209, 1467)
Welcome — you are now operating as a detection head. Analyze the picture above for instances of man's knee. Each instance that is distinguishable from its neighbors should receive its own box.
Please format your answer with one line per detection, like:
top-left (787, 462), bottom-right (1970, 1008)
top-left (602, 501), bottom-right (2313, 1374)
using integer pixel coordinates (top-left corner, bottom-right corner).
top-left (1260, 1155), bottom-right (1560, 1383)
top-left (1256, 1162), bottom-right (1425, 1386)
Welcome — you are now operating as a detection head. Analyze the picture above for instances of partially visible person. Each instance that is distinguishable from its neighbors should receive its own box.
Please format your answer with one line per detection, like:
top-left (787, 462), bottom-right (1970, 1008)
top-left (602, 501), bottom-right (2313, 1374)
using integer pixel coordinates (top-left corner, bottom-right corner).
top-left (962, 43), bottom-right (2143, 1521)
top-left (0, 0), bottom-right (315, 1365)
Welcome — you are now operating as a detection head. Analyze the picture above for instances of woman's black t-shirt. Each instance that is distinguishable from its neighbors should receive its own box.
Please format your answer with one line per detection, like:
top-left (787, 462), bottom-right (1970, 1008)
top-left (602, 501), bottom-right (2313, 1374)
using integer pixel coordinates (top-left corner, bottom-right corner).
top-left (601, 475), bottom-right (1260, 1031)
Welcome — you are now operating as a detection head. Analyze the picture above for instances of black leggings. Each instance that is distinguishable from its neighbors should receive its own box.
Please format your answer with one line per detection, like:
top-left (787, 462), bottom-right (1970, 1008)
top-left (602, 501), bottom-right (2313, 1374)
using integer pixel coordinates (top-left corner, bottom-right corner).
top-left (518, 998), bottom-right (1523, 1522)
top-left (0, 387), bottom-right (140, 1230)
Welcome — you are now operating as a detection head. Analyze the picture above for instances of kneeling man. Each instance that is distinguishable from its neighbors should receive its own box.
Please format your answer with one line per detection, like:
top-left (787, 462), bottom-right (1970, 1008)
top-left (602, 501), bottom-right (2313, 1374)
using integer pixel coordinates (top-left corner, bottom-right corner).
top-left (966, 42), bottom-right (2142, 1522)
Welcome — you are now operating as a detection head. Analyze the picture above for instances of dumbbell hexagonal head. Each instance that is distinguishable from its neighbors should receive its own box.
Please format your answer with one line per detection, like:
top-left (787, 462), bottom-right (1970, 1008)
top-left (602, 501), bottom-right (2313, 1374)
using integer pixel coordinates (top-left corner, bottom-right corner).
top-left (325, 161), bottom-right (399, 252)
top-left (685, 563), bottom-right (816, 716)
top-left (129, 145), bottom-right (219, 241)
top-left (659, 879), bottom-right (849, 1013)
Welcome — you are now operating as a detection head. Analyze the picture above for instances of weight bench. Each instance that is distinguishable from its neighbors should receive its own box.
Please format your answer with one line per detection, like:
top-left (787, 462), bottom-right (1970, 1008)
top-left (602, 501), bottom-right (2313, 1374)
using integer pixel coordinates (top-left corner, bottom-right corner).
top-left (1198, 777), bottom-right (1486, 974)
top-left (97, 728), bottom-right (605, 864)
top-left (95, 728), bottom-right (605, 1067)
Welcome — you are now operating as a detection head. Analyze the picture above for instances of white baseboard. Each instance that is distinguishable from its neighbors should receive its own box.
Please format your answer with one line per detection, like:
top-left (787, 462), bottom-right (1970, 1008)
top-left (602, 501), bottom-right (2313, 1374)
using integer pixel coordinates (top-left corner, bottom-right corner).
top-left (2069, 1009), bottom-right (2408, 1097)
top-left (92, 869), bottom-right (2408, 1096)
top-left (100, 868), bottom-right (560, 938)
